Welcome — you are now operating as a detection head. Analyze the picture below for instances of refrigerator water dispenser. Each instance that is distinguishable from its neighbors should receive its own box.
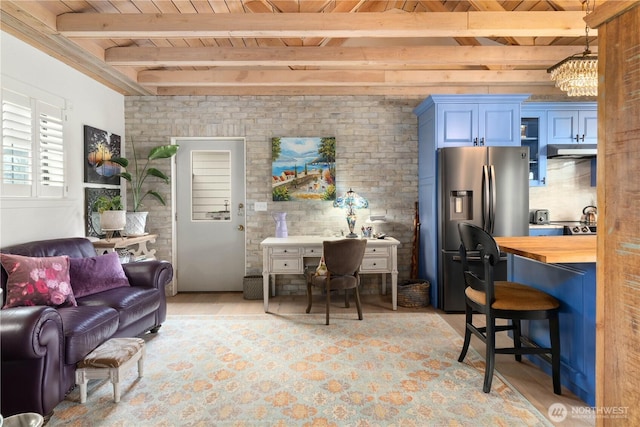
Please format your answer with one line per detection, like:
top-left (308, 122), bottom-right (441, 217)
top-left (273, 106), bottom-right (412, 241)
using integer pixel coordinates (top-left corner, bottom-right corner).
top-left (450, 190), bottom-right (472, 220)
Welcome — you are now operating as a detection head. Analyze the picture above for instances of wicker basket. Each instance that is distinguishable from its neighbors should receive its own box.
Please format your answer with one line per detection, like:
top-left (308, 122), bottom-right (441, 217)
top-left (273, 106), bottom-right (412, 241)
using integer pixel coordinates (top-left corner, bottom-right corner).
top-left (397, 280), bottom-right (430, 308)
top-left (243, 275), bottom-right (264, 300)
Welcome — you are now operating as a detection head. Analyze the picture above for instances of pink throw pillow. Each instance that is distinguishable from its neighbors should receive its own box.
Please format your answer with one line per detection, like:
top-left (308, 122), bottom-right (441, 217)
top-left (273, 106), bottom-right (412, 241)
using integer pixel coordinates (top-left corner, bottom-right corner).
top-left (69, 252), bottom-right (130, 298)
top-left (1, 253), bottom-right (77, 309)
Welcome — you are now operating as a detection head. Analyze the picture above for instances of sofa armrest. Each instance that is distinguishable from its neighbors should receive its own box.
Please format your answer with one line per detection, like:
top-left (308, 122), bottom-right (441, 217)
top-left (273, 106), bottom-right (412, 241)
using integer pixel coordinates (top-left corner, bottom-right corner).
top-left (0, 306), bottom-right (63, 360)
top-left (1, 306), bottom-right (65, 417)
top-left (122, 260), bottom-right (173, 329)
top-left (122, 260), bottom-right (173, 290)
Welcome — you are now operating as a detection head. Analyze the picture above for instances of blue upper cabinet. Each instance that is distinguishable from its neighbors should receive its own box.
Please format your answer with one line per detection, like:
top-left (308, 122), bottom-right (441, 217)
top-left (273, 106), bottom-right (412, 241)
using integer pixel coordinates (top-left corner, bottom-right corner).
top-left (437, 103), bottom-right (476, 146)
top-left (521, 109), bottom-right (547, 187)
top-left (414, 95), bottom-right (530, 148)
top-left (547, 104), bottom-right (597, 145)
top-left (478, 103), bottom-right (524, 146)
top-left (521, 102), bottom-right (597, 187)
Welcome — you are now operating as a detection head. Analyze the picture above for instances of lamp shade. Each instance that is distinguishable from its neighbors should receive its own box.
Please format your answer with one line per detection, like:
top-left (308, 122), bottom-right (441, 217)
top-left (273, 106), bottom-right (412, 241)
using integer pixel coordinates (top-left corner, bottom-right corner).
top-left (333, 188), bottom-right (369, 211)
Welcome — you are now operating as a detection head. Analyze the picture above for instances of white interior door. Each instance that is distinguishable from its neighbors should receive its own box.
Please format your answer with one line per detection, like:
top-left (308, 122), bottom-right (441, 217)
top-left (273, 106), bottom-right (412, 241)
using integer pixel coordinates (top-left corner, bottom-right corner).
top-left (175, 138), bottom-right (245, 291)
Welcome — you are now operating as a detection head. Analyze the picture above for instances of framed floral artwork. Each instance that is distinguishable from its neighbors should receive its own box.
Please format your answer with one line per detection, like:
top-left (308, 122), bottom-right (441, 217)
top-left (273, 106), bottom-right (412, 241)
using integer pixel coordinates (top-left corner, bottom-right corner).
top-left (271, 137), bottom-right (336, 201)
top-left (84, 125), bottom-right (121, 185)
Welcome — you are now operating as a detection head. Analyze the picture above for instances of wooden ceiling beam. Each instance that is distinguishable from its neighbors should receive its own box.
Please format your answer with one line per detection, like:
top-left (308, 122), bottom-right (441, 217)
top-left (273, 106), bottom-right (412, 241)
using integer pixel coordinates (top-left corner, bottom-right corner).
top-left (467, 0), bottom-right (529, 45)
top-left (417, 0), bottom-right (481, 47)
top-left (138, 68), bottom-right (553, 87)
top-left (0, 2), bottom-right (152, 96)
top-left (105, 45), bottom-right (591, 67)
top-left (156, 84), bottom-right (564, 96)
top-left (57, 11), bottom-right (595, 38)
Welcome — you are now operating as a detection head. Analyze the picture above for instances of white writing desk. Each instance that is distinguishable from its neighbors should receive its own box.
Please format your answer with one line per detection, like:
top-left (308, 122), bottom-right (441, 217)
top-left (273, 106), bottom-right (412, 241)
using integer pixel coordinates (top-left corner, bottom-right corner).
top-left (260, 236), bottom-right (400, 312)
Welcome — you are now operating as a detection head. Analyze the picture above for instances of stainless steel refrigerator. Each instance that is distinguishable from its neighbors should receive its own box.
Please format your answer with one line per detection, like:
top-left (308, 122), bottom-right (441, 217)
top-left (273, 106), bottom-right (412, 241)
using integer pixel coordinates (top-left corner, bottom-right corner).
top-left (438, 146), bottom-right (529, 312)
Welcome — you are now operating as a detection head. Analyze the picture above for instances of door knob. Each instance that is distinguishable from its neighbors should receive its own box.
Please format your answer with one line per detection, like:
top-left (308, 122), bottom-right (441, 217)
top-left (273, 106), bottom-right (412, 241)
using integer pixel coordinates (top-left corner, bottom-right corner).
top-left (237, 225), bottom-right (244, 231)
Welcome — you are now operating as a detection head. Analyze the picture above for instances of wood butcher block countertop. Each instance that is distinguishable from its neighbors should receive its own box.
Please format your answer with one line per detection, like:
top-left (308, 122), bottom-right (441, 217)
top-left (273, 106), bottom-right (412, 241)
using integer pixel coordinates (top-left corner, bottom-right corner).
top-left (494, 236), bottom-right (596, 264)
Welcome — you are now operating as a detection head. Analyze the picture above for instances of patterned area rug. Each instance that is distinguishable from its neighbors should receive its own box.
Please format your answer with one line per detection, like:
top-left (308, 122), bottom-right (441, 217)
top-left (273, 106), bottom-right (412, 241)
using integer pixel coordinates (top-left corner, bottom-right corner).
top-left (48, 313), bottom-right (551, 426)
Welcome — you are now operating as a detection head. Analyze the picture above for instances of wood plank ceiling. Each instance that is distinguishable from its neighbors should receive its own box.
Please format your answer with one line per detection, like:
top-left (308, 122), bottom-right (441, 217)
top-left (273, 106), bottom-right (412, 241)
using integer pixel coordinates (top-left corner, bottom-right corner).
top-left (0, 0), bottom-right (601, 97)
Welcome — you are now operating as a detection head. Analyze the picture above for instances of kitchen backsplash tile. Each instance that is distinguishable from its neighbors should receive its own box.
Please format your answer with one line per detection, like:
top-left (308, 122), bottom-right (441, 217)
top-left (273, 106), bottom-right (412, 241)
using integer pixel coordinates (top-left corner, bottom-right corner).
top-left (529, 158), bottom-right (597, 222)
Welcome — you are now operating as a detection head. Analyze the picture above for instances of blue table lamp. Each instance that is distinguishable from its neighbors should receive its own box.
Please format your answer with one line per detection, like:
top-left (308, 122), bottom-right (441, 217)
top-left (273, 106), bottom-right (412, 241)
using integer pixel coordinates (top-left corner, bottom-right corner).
top-left (334, 188), bottom-right (369, 238)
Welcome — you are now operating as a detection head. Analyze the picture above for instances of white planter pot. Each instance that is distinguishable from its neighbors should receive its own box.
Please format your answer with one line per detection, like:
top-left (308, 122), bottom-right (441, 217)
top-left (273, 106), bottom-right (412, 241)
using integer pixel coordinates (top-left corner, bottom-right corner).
top-left (124, 211), bottom-right (148, 236)
top-left (99, 210), bottom-right (126, 231)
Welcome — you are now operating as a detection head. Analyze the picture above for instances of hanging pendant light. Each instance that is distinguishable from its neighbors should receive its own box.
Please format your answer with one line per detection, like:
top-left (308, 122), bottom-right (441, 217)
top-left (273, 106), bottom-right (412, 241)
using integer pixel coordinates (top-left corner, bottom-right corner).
top-left (547, 0), bottom-right (598, 97)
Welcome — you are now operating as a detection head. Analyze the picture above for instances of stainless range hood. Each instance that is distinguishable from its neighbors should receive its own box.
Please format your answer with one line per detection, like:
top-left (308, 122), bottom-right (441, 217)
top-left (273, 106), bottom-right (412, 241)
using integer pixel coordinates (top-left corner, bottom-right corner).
top-left (547, 144), bottom-right (597, 159)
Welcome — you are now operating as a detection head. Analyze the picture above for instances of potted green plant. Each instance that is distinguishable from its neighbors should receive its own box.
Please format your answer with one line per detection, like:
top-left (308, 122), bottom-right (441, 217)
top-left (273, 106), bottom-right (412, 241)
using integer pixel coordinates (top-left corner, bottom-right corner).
top-left (104, 139), bottom-right (179, 235)
top-left (93, 195), bottom-right (126, 231)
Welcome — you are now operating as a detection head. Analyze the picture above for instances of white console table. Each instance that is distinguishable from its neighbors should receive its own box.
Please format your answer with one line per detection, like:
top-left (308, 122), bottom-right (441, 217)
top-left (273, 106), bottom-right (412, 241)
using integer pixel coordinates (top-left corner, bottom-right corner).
top-left (260, 236), bottom-right (400, 312)
top-left (92, 234), bottom-right (157, 263)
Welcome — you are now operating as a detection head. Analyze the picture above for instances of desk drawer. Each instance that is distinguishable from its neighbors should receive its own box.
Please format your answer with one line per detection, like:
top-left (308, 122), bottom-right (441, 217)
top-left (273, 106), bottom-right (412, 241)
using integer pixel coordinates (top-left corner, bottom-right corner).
top-left (360, 257), bottom-right (388, 272)
top-left (271, 247), bottom-right (301, 256)
top-left (365, 246), bottom-right (390, 257)
top-left (271, 258), bottom-right (302, 273)
top-left (303, 247), bottom-right (322, 257)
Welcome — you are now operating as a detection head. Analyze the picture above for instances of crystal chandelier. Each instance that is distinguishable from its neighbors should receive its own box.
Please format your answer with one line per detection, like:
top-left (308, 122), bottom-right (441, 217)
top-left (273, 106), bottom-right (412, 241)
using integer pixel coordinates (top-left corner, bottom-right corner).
top-left (547, 0), bottom-right (598, 97)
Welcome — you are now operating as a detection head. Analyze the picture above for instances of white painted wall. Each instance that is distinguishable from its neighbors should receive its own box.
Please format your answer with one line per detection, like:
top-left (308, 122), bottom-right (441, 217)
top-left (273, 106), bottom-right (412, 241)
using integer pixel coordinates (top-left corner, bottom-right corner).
top-left (0, 32), bottom-right (125, 246)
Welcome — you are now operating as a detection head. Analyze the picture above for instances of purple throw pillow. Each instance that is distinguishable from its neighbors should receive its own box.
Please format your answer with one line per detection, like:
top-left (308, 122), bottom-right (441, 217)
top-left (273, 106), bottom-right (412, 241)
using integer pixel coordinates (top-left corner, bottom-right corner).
top-left (1, 253), bottom-right (77, 309)
top-left (69, 252), bottom-right (130, 298)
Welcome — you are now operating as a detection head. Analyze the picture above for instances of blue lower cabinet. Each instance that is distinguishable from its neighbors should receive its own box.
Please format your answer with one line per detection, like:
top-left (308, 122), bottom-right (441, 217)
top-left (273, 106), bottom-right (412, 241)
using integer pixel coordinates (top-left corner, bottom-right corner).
top-left (529, 227), bottom-right (564, 236)
top-left (507, 255), bottom-right (595, 405)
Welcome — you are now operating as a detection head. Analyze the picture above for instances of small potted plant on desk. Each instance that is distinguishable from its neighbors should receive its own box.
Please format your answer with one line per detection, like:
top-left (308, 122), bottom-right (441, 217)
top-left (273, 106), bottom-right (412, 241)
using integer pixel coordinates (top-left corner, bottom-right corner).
top-left (102, 140), bottom-right (179, 236)
top-left (93, 195), bottom-right (126, 238)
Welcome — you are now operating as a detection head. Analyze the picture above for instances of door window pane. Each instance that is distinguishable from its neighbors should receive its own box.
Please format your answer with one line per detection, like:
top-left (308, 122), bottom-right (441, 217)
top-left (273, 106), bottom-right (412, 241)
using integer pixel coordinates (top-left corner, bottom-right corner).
top-left (191, 150), bottom-right (231, 221)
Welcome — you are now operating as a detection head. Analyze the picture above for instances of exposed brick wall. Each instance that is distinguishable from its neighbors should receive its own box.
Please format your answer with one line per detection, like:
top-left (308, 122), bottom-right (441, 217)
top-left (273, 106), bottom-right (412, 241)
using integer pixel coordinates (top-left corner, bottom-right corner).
top-left (125, 95), bottom-right (422, 295)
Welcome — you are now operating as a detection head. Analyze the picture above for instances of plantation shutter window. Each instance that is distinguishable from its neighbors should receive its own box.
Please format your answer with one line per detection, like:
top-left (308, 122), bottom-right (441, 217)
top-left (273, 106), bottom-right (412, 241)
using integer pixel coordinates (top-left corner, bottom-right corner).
top-left (191, 150), bottom-right (231, 221)
top-left (37, 101), bottom-right (65, 197)
top-left (1, 90), bottom-right (33, 197)
top-left (1, 88), bottom-right (65, 198)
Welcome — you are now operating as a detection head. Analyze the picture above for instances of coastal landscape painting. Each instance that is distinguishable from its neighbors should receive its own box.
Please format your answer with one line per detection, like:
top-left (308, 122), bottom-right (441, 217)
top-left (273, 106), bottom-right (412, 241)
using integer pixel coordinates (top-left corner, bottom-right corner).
top-left (272, 137), bottom-right (335, 201)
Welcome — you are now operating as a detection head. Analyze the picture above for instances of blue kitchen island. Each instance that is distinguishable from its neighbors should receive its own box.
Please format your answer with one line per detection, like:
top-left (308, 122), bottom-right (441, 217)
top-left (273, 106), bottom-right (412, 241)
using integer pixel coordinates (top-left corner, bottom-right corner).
top-left (494, 235), bottom-right (596, 406)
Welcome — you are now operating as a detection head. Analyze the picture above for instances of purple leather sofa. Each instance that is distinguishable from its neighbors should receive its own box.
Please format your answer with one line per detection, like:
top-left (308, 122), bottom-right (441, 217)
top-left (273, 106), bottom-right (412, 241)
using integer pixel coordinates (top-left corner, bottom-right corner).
top-left (0, 237), bottom-right (173, 419)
